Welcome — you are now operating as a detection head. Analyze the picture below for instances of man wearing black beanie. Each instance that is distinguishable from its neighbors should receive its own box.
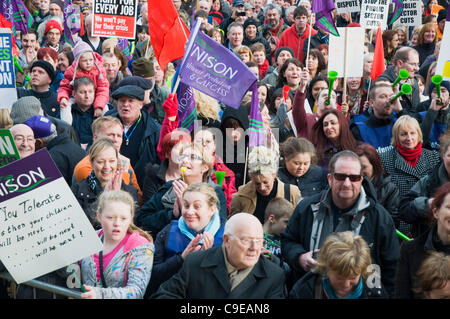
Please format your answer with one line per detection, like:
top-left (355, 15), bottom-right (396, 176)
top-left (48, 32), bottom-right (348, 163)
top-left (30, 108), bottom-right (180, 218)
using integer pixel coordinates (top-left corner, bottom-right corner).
top-left (17, 60), bottom-right (60, 118)
top-left (242, 18), bottom-right (272, 60)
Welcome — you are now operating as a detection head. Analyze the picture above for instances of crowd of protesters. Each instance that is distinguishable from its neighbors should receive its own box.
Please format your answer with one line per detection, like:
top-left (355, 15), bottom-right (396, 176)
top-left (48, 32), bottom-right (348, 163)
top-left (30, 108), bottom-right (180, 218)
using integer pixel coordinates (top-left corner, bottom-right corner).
top-left (0, 0), bottom-right (449, 300)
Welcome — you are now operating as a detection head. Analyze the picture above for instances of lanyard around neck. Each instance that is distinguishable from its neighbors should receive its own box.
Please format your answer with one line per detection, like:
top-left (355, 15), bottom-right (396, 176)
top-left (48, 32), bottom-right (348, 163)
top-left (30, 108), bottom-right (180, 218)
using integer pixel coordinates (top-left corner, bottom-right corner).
top-left (124, 113), bottom-right (142, 146)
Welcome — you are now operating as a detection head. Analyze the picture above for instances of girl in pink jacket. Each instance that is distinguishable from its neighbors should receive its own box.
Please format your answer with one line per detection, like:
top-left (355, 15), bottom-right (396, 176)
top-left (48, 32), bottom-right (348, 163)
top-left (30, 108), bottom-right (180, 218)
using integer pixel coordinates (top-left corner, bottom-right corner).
top-left (58, 40), bottom-right (110, 118)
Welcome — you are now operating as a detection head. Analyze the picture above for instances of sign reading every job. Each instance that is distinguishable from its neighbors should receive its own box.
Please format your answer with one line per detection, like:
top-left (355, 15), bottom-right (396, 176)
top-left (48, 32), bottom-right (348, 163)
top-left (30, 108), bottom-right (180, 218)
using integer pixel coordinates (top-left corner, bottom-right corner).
top-left (360, 0), bottom-right (389, 30)
top-left (0, 149), bottom-right (102, 284)
top-left (92, 0), bottom-right (138, 39)
top-left (393, 0), bottom-right (422, 27)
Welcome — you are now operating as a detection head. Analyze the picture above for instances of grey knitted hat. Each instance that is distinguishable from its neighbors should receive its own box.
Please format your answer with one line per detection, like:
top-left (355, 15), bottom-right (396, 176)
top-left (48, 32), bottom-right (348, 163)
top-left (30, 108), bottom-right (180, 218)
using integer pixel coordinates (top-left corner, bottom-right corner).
top-left (10, 96), bottom-right (42, 124)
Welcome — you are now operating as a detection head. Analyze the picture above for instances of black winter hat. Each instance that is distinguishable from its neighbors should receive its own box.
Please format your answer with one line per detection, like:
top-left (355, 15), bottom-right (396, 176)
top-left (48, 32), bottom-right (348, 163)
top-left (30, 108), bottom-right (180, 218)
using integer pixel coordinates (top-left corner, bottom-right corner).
top-left (30, 60), bottom-right (56, 82)
top-left (112, 85), bottom-right (145, 101)
top-left (243, 18), bottom-right (259, 31)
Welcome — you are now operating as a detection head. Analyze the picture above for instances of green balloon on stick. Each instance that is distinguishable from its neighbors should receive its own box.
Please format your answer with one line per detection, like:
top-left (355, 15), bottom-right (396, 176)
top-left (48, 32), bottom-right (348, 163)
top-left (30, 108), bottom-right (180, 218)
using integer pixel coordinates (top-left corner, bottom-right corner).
top-left (215, 171), bottom-right (226, 186)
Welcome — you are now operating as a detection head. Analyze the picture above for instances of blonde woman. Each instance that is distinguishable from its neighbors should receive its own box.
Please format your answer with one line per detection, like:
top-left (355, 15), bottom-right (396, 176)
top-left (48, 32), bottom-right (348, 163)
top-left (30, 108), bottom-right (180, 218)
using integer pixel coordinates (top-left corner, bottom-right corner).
top-left (230, 145), bottom-right (301, 224)
top-left (79, 190), bottom-right (154, 299)
top-left (193, 89), bottom-right (222, 129)
top-left (289, 231), bottom-right (387, 299)
top-left (71, 138), bottom-right (139, 227)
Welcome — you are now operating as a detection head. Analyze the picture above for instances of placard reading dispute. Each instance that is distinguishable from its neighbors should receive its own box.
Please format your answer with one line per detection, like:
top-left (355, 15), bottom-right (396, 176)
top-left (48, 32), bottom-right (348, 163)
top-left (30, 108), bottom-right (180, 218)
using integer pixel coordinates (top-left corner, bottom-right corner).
top-left (92, 0), bottom-right (138, 39)
top-left (0, 149), bottom-right (102, 284)
top-left (335, 0), bottom-right (361, 14)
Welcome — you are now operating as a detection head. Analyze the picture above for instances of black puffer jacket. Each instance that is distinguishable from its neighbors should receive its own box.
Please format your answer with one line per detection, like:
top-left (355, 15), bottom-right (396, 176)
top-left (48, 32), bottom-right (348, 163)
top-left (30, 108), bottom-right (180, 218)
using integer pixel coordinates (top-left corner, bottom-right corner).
top-left (398, 163), bottom-right (449, 238)
top-left (281, 179), bottom-right (400, 297)
top-left (373, 174), bottom-right (400, 227)
top-left (277, 164), bottom-right (328, 198)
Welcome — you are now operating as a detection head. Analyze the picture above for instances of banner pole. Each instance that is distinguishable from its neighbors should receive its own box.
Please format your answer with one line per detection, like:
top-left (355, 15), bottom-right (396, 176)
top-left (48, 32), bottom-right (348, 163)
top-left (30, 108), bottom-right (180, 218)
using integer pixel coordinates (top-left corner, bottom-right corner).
top-left (305, 13), bottom-right (313, 68)
top-left (243, 146), bottom-right (249, 185)
top-left (342, 27), bottom-right (349, 106)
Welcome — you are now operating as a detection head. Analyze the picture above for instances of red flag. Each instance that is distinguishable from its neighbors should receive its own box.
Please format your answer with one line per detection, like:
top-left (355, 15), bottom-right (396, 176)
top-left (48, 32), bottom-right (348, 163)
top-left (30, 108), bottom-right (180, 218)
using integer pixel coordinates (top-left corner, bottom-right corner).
top-left (370, 25), bottom-right (385, 82)
top-left (147, 0), bottom-right (190, 70)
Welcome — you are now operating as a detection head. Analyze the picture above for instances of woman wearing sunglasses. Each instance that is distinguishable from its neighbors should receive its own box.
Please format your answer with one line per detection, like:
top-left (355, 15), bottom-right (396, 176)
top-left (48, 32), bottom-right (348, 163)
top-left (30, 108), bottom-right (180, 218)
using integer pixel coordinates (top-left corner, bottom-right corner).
top-left (135, 143), bottom-right (227, 238)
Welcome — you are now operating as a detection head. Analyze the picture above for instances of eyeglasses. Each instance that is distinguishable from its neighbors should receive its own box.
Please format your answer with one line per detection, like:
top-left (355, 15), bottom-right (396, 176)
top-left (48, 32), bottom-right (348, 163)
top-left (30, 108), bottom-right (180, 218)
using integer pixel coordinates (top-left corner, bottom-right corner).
top-left (13, 135), bottom-right (35, 144)
top-left (333, 173), bottom-right (362, 182)
top-left (178, 153), bottom-right (202, 162)
top-left (230, 235), bottom-right (264, 247)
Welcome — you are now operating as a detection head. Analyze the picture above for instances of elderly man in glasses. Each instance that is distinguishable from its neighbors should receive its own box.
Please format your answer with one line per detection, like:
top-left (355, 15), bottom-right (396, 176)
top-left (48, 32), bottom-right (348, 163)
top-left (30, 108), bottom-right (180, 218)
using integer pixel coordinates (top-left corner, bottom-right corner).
top-left (153, 213), bottom-right (286, 299)
top-left (281, 150), bottom-right (400, 298)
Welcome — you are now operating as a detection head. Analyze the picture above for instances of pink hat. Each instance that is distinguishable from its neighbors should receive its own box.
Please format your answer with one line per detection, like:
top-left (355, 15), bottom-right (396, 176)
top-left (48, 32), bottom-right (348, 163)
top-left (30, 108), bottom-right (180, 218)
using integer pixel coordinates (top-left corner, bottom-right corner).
top-left (70, 41), bottom-right (103, 85)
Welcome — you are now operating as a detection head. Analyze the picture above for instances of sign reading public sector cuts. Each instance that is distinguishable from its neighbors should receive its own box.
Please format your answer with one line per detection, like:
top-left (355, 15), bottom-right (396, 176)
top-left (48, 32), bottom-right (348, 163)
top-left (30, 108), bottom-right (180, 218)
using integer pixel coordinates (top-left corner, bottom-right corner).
top-left (92, 0), bottom-right (138, 39)
top-left (0, 149), bottom-right (102, 284)
top-left (360, 0), bottom-right (389, 30)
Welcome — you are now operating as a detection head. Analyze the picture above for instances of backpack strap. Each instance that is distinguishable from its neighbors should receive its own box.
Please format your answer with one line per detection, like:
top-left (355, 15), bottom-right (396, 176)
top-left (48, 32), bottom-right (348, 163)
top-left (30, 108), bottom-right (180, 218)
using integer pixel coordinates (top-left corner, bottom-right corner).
top-left (314, 275), bottom-right (324, 299)
top-left (284, 182), bottom-right (290, 201)
top-left (123, 252), bottom-right (132, 286)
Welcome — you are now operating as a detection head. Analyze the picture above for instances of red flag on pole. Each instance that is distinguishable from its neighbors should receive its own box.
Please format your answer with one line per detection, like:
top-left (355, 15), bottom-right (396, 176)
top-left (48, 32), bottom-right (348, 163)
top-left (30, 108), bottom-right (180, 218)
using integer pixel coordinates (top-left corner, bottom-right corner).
top-left (147, 0), bottom-right (190, 70)
top-left (370, 25), bottom-right (385, 82)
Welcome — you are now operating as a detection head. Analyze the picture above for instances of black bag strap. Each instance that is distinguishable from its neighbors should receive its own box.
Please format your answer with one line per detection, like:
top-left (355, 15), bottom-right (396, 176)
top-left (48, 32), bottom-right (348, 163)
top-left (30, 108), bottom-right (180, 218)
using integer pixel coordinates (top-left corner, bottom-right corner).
top-left (99, 251), bottom-right (108, 288)
top-left (284, 182), bottom-right (291, 201)
top-left (314, 275), bottom-right (323, 299)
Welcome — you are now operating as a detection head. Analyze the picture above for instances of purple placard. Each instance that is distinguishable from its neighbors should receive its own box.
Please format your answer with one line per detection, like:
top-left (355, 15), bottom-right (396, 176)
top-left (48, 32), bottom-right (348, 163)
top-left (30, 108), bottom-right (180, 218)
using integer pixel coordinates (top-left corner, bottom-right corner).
top-left (179, 30), bottom-right (257, 109)
top-left (0, 148), bottom-right (62, 202)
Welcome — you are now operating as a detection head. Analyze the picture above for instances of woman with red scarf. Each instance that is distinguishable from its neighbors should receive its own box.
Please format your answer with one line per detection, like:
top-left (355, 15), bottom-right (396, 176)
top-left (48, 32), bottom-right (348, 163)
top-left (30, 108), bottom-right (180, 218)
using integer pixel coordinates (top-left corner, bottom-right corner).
top-left (378, 115), bottom-right (440, 237)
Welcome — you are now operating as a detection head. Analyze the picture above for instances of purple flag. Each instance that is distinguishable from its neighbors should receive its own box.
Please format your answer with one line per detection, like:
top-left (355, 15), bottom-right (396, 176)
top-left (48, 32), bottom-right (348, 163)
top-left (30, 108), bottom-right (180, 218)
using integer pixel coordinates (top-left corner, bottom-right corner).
top-left (0, 0), bottom-right (32, 35)
top-left (389, 0), bottom-right (404, 25)
top-left (179, 27), bottom-right (258, 109)
top-left (117, 38), bottom-right (132, 61)
top-left (312, 0), bottom-right (339, 37)
top-left (311, 0), bottom-right (334, 13)
top-left (248, 82), bottom-right (264, 148)
top-left (63, 0), bottom-right (80, 47)
top-left (171, 67), bottom-right (197, 132)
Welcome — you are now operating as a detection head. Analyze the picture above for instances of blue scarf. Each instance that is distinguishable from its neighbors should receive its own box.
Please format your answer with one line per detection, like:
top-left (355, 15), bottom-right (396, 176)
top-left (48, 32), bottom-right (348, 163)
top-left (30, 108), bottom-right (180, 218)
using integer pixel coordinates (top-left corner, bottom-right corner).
top-left (178, 210), bottom-right (220, 245)
top-left (322, 277), bottom-right (363, 299)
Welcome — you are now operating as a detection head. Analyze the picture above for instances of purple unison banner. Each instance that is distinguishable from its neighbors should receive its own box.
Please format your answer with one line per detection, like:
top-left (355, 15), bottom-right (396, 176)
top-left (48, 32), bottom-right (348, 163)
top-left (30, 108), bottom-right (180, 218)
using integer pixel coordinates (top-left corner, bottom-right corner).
top-left (179, 30), bottom-right (258, 109)
top-left (0, 148), bottom-right (60, 203)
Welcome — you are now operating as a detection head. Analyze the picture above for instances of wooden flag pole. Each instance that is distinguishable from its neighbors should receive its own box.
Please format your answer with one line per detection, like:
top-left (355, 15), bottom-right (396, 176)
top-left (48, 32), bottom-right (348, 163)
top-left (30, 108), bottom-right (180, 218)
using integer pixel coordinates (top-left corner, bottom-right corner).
top-left (342, 27), bottom-right (349, 105)
top-left (243, 146), bottom-right (249, 185)
top-left (305, 13), bottom-right (313, 68)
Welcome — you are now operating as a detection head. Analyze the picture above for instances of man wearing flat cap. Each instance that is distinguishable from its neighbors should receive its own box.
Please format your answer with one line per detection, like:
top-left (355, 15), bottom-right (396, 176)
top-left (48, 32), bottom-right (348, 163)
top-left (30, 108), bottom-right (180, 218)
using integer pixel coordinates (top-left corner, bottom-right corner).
top-left (17, 60), bottom-right (60, 118)
top-left (106, 84), bottom-right (161, 188)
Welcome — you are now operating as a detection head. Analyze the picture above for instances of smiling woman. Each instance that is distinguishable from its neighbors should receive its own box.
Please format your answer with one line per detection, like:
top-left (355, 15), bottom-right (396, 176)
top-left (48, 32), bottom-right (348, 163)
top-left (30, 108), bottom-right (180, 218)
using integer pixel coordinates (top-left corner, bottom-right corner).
top-left (144, 182), bottom-right (225, 297)
top-left (71, 138), bottom-right (139, 227)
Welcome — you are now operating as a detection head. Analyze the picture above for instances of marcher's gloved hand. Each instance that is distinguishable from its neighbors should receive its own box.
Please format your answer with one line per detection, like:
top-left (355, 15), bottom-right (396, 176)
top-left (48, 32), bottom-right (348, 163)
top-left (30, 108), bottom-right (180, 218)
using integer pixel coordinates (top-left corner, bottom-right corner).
top-left (163, 93), bottom-right (179, 118)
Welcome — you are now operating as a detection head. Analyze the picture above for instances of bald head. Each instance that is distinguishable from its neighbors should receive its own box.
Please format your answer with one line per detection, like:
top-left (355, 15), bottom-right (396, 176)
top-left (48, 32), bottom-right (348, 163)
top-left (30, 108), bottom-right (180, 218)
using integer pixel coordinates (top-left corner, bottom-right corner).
top-left (10, 124), bottom-right (35, 158)
top-left (223, 213), bottom-right (263, 270)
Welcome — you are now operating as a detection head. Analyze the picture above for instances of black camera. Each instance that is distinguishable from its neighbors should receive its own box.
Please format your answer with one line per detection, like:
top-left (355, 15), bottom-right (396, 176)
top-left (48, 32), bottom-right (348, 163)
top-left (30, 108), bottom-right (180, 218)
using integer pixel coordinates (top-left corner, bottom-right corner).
top-left (236, 11), bottom-right (247, 16)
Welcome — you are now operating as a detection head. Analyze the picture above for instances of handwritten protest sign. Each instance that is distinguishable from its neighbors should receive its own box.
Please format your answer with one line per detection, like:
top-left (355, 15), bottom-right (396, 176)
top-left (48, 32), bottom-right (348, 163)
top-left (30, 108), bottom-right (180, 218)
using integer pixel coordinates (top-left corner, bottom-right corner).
top-left (328, 27), bottom-right (365, 78)
top-left (92, 0), bottom-right (137, 39)
top-left (393, 0), bottom-right (421, 27)
top-left (335, 0), bottom-right (360, 14)
top-left (0, 149), bottom-right (102, 284)
top-left (0, 129), bottom-right (20, 167)
top-left (360, 0), bottom-right (389, 30)
top-left (0, 29), bottom-right (17, 109)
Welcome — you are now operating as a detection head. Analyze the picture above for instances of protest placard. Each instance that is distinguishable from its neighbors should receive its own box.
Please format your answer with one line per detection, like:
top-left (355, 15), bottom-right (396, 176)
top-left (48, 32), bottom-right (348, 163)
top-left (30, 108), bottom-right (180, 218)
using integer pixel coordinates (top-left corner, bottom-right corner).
top-left (335, 0), bottom-right (361, 14)
top-left (0, 149), bottom-right (103, 284)
top-left (393, 0), bottom-right (421, 27)
top-left (92, 0), bottom-right (137, 39)
top-left (0, 29), bottom-right (17, 109)
top-left (328, 27), bottom-right (365, 78)
top-left (0, 129), bottom-right (20, 167)
top-left (179, 28), bottom-right (258, 109)
top-left (436, 9), bottom-right (450, 80)
top-left (360, 0), bottom-right (389, 30)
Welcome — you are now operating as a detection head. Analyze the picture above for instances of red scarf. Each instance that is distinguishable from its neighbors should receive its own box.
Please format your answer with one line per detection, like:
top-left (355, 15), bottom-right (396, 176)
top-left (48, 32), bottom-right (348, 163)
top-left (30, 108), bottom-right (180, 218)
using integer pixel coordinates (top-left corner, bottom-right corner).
top-left (397, 142), bottom-right (422, 168)
top-left (258, 59), bottom-right (269, 79)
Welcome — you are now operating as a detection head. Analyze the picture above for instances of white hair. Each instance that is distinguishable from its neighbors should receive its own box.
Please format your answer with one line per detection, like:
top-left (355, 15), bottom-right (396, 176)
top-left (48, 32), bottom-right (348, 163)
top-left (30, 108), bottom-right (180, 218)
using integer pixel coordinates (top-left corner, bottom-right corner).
top-left (248, 146), bottom-right (279, 176)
